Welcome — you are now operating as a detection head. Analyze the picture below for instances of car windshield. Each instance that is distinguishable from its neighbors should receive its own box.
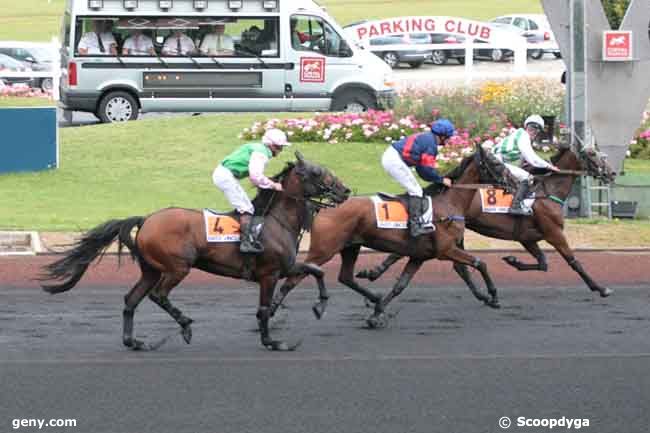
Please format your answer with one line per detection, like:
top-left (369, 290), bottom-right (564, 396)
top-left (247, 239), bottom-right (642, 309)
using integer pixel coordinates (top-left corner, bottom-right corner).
top-left (0, 53), bottom-right (24, 69)
top-left (30, 47), bottom-right (54, 62)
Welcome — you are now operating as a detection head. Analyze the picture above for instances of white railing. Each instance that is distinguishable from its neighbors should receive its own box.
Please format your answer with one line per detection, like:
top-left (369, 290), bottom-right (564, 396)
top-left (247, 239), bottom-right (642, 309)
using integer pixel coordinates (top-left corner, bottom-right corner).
top-left (0, 37), bottom-right (61, 100)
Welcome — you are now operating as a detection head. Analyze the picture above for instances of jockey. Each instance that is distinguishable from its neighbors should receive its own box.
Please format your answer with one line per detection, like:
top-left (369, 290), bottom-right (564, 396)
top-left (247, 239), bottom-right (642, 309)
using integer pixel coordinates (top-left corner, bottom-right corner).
top-left (491, 114), bottom-right (560, 215)
top-left (382, 118), bottom-right (455, 237)
top-left (213, 128), bottom-right (289, 253)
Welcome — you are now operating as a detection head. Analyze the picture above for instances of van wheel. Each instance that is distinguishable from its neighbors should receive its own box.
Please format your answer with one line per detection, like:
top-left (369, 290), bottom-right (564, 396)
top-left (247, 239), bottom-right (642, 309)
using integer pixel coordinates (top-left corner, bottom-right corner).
top-left (98, 91), bottom-right (139, 123)
top-left (331, 89), bottom-right (375, 113)
top-left (457, 56), bottom-right (465, 65)
top-left (528, 49), bottom-right (543, 60)
top-left (382, 51), bottom-right (399, 68)
top-left (554, 52), bottom-right (562, 59)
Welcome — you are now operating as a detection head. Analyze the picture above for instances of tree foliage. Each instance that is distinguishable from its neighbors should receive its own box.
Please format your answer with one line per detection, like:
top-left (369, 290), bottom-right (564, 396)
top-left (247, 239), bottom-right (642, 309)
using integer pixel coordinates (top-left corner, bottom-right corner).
top-left (601, 0), bottom-right (631, 29)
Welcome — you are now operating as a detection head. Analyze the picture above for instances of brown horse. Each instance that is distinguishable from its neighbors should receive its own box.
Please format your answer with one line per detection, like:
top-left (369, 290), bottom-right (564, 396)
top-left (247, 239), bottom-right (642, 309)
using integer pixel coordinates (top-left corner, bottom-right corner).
top-left (269, 145), bottom-right (513, 328)
top-left (40, 152), bottom-right (350, 351)
top-left (357, 144), bottom-right (617, 298)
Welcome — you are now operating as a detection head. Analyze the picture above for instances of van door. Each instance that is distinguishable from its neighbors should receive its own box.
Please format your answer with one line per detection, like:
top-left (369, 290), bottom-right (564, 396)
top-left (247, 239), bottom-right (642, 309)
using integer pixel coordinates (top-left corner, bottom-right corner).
top-left (284, 14), bottom-right (356, 111)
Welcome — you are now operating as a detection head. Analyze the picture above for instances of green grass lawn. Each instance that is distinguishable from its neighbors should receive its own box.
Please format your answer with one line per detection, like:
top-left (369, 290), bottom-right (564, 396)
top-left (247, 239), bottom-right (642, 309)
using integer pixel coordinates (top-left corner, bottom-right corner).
top-left (2, 0), bottom-right (541, 41)
top-left (0, 97), bottom-right (55, 107)
top-left (1, 113), bottom-right (649, 232)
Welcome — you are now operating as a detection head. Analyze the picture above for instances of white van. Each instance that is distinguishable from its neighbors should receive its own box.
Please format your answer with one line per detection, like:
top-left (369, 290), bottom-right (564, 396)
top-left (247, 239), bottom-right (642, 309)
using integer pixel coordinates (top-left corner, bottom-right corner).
top-left (59, 0), bottom-right (395, 122)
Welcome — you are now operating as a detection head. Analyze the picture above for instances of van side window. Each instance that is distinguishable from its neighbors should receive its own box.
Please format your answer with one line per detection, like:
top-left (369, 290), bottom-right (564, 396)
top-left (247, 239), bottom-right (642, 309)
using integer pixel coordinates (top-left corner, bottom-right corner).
top-left (291, 15), bottom-right (351, 57)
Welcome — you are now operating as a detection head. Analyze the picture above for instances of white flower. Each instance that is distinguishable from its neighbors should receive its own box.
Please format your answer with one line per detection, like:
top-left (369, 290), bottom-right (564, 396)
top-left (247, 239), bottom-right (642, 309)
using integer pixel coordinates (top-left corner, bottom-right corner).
top-left (626, 150), bottom-right (631, 157)
top-left (287, 131), bottom-right (294, 136)
top-left (385, 136), bottom-right (392, 142)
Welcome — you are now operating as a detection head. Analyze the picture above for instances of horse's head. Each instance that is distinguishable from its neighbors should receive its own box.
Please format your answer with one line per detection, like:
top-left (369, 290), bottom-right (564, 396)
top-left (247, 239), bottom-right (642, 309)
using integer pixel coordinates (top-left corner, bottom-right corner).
top-left (576, 147), bottom-right (616, 184)
top-left (292, 151), bottom-right (350, 204)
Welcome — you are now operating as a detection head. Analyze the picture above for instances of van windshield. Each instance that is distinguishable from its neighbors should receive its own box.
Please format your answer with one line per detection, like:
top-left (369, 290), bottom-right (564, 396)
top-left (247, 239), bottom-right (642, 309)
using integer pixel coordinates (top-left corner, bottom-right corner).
top-left (74, 16), bottom-right (280, 57)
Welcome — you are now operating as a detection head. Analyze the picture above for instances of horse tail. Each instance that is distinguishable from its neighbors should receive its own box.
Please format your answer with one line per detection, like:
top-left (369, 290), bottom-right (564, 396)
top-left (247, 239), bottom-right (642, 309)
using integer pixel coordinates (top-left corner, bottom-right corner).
top-left (40, 216), bottom-right (145, 294)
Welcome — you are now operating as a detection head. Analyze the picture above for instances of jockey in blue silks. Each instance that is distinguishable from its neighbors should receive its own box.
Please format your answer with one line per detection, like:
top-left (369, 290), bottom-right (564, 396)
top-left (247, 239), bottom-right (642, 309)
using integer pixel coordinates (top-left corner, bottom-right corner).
top-left (381, 118), bottom-right (455, 237)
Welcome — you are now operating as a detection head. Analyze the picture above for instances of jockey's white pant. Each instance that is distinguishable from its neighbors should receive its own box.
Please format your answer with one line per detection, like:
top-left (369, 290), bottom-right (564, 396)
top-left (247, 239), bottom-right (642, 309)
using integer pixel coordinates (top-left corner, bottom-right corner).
top-left (382, 146), bottom-right (423, 197)
top-left (504, 163), bottom-right (532, 182)
top-left (212, 164), bottom-right (254, 215)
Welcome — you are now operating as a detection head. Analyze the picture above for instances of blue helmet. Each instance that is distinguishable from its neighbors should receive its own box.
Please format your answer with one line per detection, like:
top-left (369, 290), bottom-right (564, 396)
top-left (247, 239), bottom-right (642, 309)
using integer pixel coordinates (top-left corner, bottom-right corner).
top-left (431, 118), bottom-right (455, 138)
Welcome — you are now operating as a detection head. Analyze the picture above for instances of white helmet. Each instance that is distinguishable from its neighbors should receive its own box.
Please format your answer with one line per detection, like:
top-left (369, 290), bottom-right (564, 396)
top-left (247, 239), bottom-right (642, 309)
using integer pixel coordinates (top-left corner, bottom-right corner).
top-left (262, 128), bottom-right (290, 147)
top-left (524, 115), bottom-right (545, 131)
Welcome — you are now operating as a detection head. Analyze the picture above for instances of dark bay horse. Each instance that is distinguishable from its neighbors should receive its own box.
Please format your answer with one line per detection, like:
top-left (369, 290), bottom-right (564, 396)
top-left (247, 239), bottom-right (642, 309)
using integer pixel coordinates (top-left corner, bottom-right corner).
top-left (40, 152), bottom-right (350, 351)
top-left (269, 146), bottom-right (513, 328)
top-left (357, 144), bottom-right (617, 298)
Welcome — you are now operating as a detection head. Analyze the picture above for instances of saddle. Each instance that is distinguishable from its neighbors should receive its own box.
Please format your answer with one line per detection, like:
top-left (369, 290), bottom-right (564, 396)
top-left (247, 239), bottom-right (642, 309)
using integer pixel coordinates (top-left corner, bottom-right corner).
top-left (376, 192), bottom-right (432, 219)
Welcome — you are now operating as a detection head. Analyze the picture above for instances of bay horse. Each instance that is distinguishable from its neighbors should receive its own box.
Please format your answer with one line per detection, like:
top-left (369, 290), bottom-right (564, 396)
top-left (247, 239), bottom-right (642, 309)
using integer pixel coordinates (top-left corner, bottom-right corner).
top-left (269, 145), bottom-right (514, 328)
top-left (40, 152), bottom-right (350, 351)
top-left (356, 143), bottom-right (617, 298)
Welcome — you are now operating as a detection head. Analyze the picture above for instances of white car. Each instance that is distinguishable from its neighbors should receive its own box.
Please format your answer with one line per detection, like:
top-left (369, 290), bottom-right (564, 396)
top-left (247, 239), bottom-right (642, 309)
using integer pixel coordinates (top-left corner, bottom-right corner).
top-left (490, 14), bottom-right (561, 59)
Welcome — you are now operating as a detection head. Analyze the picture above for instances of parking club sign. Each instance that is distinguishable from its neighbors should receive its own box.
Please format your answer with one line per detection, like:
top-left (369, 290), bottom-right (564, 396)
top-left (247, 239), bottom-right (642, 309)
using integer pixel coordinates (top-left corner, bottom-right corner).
top-left (603, 30), bottom-right (633, 61)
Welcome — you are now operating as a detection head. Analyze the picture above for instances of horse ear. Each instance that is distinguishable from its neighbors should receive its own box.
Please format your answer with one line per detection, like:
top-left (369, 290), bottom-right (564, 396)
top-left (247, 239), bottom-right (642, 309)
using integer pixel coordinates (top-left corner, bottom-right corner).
top-left (295, 150), bottom-right (305, 164)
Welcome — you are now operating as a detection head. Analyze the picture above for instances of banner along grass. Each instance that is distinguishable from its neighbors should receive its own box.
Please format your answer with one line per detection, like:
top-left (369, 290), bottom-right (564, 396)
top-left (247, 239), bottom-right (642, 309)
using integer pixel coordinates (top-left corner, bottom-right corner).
top-left (2, 0), bottom-right (541, 41)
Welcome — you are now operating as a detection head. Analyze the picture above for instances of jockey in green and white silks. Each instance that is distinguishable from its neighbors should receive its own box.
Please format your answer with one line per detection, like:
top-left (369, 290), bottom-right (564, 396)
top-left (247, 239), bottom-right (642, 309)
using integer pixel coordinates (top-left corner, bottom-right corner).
top-left (491, 115), bottom-right (560, 215)
top-left (213, 128), bottom-right (290, 253)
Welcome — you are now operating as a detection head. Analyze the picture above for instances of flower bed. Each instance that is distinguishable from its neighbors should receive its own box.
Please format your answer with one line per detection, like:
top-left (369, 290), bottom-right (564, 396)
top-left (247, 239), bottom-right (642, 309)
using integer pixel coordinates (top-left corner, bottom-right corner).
top-left (240, 78), bottom-right (650, 162)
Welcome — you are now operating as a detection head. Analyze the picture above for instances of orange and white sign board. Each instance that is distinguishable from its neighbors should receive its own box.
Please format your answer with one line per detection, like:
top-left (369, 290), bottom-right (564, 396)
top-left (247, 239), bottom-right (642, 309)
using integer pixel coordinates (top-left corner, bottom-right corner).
top-left (203, 210), bottom-right (240, 242)
top-left (603, 31), bottom-right (632, 61)
top-left (371, 196), bottom-right (433, 229)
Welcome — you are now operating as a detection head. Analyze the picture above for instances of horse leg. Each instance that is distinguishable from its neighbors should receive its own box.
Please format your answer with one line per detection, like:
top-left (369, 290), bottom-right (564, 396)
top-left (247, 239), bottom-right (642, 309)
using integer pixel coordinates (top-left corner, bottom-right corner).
top-left (442, 247), bottom-right (500, 308)
top-left (355, 253), bottom-right (402, 281)
top-left (544, 231), bottom-right (613, 297)
top-left (258, 273), bottom-right (300, 351)
top-left (278, 261), bottom-right (329, 319)
top-left (147, 268), bottom-right (192, 344)
top-left (502, 241), bottom-right (549, 271)
top-left (122, 266), bottom-right (160, 351)
top-left (270, 272), bottom-right (308, 318)
top-left (366, 258), bottom-right (423, 329)
top-left (339, 245), bottom-right (382, 306)
top-left (450, 239), bottom-right (491, 305)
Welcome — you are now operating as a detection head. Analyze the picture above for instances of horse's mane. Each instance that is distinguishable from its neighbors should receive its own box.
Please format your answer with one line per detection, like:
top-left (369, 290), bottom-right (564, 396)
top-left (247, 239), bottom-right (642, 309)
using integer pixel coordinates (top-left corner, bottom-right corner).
top-left (550, 146), bottom-right (570, 164)
top-left (422, 152), bottom-right (475, 196)
top-left (251, 162), bottom-right (295, 214)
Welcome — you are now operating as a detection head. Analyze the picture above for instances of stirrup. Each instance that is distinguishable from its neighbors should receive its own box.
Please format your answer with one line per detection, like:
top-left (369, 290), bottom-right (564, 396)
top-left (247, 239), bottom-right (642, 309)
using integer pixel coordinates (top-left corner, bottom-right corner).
top-left (508, 206), bottom-right (532, 216)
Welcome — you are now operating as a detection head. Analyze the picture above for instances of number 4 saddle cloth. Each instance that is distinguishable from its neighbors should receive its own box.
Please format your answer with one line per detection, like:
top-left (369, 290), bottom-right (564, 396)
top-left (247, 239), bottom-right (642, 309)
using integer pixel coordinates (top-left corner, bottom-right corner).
top-left (370, 194), bottom-right (434, 230)
top-left (479, 188), bottom-right (535, 214)
top-left (203, 209), bottom-right (241, 242)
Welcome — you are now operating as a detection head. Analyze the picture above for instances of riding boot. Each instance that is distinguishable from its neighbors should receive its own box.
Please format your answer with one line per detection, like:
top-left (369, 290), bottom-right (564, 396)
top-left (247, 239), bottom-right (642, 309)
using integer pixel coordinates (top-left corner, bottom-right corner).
top-left (509, 180), bottom-right (532, 216)
top-left (408, 196), bottom-right (433, 237)
top-left (239, 213), bottom-right (264, 254)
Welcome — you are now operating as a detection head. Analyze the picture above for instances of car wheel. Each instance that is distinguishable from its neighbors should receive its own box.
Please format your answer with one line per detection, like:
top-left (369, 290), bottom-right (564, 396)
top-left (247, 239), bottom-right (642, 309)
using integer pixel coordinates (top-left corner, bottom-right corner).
top-left (331, 89), bottom-right (376, 113)
top-left (431, 50), bottom-right (448, 65)
top-left (491, 49), bottom-right (504, 62)
top-left (554, 52), bottom-right (562, 59)
top-left (382, 51), bottom-right (399, 68)
top-left (529, 49), bottom-right (543, 60)
top-left (97, 91), bottom-right (139, 123)
top-left (40, 78), bottom-right (53, 92)
top-left (457, 56), bottom-right (465, 65)
top-left (408, 61), bottom-right (424, 69)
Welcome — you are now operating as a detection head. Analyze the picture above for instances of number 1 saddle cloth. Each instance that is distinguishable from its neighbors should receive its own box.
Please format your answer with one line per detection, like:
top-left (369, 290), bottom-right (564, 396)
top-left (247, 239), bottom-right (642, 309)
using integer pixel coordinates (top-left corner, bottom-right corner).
top-left (203, 209), bottom-right (241, 242)
top-left (479, 188), bottom-right (535, 214)
top-left (370, 194), bottom-right (433, 229)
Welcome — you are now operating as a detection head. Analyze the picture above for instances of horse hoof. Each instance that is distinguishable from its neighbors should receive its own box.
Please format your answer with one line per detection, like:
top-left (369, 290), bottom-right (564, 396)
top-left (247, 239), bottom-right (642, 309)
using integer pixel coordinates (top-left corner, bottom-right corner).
top-left (266, 340), bottom-right (302, 351)
top-left (124, 338), bottom-right (147, 351)
top-left (600, 287), bottom-right (613, 297)
top-left (486, 298), bottom-right (501, 309)
top-left (502, 256), bottom-right (518, 267)
top-left (355, 270), bottom-right (369, 279)
top-left (366, 313), bottom-right (388, 329)
top-left (181, 325), bottom-right (192, 344)
top-left (312, 302), bottom-right (326, 320)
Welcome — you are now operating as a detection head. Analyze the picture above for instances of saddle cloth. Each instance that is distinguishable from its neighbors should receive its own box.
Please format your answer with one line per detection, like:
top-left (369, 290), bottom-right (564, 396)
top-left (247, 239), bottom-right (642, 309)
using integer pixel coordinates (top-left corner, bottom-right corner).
top-left (203, 209), bottom-right (240, 242)
top-left (370, 195), bottom-right (433, 229)
top-left (478, 189), bottom-right (535, 214)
